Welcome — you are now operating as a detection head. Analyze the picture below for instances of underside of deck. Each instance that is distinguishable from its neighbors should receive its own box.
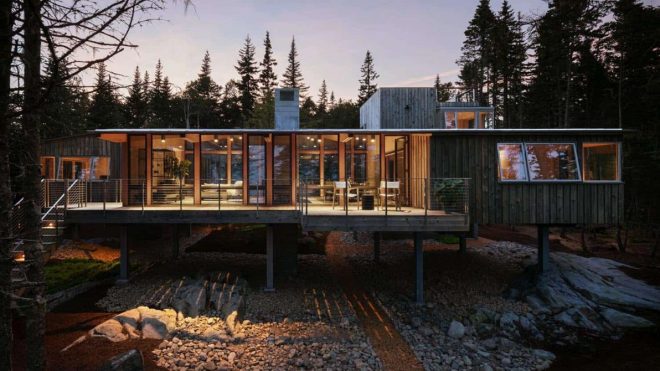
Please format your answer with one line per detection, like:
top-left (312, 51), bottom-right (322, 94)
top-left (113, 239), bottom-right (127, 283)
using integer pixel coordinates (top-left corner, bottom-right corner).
top-left (63, 203), bottom-right (470, 232)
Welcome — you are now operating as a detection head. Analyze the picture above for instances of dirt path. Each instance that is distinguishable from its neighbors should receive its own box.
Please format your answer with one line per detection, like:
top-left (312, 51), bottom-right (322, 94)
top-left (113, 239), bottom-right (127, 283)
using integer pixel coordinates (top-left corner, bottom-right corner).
top-left (325, 233), bottom-right (423, 371)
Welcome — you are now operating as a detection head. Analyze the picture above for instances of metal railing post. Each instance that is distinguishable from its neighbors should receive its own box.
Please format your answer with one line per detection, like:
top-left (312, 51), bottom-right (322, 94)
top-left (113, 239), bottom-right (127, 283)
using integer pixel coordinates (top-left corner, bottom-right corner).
top-left (103, 180), bottom-right (107, 213)
top-left (142, 180), bottom-right (145, 212)
top-left (305, 182), bottom-right (309, 216)
top-left (218, 184), bottom-right (221, 211)
top-left (179, 182), bottom-right (183, 211)
top-left (424, 178), bottom-right (428, 218)
top-left (256, 178), bottom-right (260, 213)
top-left (64, 179), bottom-right (69, 211)
top-left (385, 180), bottom-right (388, 217)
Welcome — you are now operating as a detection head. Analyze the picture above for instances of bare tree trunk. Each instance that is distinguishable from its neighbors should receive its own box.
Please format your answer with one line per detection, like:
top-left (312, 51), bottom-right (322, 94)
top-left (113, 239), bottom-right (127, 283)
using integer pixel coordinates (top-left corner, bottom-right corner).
top-left (0, 0), bottom-right (14, 368)
top-left (23, 0), bottom-right (46, 369)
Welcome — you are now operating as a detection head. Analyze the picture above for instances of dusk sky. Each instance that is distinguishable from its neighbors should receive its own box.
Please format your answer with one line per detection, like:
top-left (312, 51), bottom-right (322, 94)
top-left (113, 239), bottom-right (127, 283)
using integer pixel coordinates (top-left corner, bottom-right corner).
top-left (104, 0), bottom-right (552, 100)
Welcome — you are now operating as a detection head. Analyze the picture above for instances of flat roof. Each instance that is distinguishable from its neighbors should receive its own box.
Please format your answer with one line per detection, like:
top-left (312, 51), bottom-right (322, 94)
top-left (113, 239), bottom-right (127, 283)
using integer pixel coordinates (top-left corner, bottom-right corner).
top-left (94, 128), bottom-right (626, 135)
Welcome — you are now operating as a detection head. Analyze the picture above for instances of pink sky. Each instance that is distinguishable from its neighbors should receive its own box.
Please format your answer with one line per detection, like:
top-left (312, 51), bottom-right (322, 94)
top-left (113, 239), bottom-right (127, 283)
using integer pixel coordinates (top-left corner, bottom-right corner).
top-left (101, 0), bottom-right (550, 100)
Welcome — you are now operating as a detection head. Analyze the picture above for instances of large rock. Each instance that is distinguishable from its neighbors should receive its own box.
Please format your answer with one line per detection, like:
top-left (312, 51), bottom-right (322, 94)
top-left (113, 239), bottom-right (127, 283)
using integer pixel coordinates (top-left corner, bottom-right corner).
top-left (600, 308), bottom-right (655, 328)
top-left (101, 349), bottom-right (144, 371)
top-left (171, 281), bottom-right (207, 317)
top-left (90, 319), bottom-right (128, 342)
top-left (138, 306), bottom-right (176, 340)
top-left (447, 320), bottom-right (465, 339)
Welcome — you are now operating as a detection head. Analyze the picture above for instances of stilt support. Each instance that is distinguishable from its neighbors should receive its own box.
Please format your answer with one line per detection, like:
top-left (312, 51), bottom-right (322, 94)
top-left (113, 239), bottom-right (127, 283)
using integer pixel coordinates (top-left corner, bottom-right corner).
top-left (172, 224), bottom-right (180, 259)
top-left (373, 232), bottom-right (381, 263)
top-left (265, 224), bottom-right (275, 292)
top-left (414, 232), bottom-right (424, 304)
top-left (458, 235), bottom-right (467, 254)
top-left (537, 225), bottom-right (550, 273)
top-left (118, 225), bottom-right (129, 284)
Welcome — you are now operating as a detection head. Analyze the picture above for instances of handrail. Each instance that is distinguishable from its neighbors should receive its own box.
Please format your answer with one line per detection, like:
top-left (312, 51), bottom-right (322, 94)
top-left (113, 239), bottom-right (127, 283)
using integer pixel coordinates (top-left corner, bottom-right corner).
top-left (41, 179), bottom-right (79, 222)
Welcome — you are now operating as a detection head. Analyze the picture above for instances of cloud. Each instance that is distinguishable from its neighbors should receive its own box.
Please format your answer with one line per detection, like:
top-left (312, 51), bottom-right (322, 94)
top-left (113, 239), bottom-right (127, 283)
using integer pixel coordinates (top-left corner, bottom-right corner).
top-left (390, 69), bottom-right (460, 86)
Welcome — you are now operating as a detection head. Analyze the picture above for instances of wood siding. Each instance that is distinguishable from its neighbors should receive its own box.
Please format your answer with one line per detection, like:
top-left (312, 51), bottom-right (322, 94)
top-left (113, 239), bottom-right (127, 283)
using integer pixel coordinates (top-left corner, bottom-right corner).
top-left (42, 134), bottom-right (121, 178)
top-left (430, 132), bottom-right (624, 226)
top-left (409, 134), bottom-right (430, 208)
top-left (360, 88), bottom-right (437, 129)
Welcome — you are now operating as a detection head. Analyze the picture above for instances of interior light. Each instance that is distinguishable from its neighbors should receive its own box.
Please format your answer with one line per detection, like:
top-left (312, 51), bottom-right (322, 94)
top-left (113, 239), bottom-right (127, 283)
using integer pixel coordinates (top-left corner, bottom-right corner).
top-left (230, 137), bottom-right (234, 142)
top-left (160, 135), bottom-right (165, 143)
top-left (371, 135), bottom-right (376, 143)
top-left (317, 138), bottom-right (322, 143)
top-left (213, 135), bottom-right (218, 143)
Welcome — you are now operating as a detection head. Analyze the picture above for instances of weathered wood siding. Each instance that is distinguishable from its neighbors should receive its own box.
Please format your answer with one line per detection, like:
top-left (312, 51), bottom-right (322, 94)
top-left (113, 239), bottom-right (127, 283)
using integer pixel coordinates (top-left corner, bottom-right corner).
top-left (42, 134), bottom-right (121, 178)
top-left (360, 88), bottom-right (437, 129)
top-left (409, 134), bottom-right (430, 208)
top-left (430, 132), bottom-right (624, 225)
top-left (360, 89), bottom-right (381, 130)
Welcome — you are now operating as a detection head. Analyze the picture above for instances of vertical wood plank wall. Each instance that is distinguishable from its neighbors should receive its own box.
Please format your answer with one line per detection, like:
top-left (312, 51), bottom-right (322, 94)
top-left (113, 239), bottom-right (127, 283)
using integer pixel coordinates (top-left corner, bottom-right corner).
top-left (430, 133), bottom-right (624, 225)
top-left (409, 134), bottom-right (430, 208)
top-left (359, 88), bottom-right (436, 129)
top-left (41, 134), bottom-right (122, 178)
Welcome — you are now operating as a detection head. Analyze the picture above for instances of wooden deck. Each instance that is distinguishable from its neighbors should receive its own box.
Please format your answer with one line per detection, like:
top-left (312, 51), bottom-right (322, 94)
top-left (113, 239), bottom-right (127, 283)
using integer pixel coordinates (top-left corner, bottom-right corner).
top-left (63, 202), bottom-right (470, 232)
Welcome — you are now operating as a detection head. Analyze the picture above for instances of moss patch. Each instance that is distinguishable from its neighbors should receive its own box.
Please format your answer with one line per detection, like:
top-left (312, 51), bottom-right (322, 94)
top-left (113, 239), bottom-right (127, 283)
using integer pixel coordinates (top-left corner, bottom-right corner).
top-left (45, 259), bottom-right (119, 294)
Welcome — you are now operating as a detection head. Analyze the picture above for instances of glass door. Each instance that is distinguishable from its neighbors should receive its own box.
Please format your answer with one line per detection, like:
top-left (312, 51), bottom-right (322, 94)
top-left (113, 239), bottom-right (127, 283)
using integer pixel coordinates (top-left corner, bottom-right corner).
top-left (248, 135), bottom-right (266, 204)
top-left (272, 135), bottom-right (291, 205)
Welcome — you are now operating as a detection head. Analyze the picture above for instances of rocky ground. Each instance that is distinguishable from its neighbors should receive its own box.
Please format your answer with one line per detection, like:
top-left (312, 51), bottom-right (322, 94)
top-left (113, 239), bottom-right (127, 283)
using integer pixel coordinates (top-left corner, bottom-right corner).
top-left (334, 232), bottom-right (659, 371)
top-left (92, 252), bottom-right (381, 370)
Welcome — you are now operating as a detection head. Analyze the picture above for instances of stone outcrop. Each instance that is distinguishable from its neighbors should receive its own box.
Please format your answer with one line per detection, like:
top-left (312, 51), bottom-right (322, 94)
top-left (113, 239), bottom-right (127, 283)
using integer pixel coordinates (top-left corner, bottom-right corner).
top-left (90, 306), bottom-right (177, 342)
top-left (509, 250), bottom-right (660, 333)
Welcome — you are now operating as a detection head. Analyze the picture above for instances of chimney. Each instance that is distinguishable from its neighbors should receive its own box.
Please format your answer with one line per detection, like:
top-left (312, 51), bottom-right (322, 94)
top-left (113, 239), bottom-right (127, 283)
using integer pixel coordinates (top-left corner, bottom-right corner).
top-left (274, 88), bottom-right (299, 130)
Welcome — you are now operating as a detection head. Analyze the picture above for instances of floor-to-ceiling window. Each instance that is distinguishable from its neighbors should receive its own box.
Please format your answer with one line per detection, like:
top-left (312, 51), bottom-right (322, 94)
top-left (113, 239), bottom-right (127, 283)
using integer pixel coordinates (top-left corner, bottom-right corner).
top-left (152, 135), bottom-right (194, 205)
top-left (273, 135), bottom-right (292, 205)
top-left (248, 135), bottom-right (266, 204)
top-left (128, 135), bottom-right (146, 205)
top-left (345, 134), bottom-right (380, 185)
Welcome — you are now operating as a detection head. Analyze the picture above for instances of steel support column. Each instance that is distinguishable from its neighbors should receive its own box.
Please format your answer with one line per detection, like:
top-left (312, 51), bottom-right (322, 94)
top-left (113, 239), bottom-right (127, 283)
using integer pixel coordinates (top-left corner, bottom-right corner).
top-left (265, 224), bottom-right (275, 292)
top-left (414, 232), bottom-right (424, 304)
top-left (373, 232), bottom-right (381, 263)
top-left (537, 225), bottom-right (550, 273)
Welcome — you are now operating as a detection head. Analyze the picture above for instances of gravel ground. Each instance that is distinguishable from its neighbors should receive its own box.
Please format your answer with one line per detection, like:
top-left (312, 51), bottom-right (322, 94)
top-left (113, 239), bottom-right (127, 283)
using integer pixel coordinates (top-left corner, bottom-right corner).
top-left (335, 232), bottom-right (557, 371)
top-left (50, 239), bottom-right (120, 261)
top-left (96, 251), bottom-right (381, 370)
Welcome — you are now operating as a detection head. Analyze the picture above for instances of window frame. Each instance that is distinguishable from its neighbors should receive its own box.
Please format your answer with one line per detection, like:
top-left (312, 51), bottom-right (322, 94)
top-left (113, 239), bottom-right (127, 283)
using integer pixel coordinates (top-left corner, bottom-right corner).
top-left (524, 142), bottom-right (582, 183)
top-left (496, 142), bottom-right (529, 183)
top-left (582, 142), bottom-right (622, 183)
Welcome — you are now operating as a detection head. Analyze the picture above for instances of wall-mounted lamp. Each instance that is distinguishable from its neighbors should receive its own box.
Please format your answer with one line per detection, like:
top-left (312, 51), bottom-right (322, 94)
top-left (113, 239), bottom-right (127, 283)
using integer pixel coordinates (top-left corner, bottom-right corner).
top-left (370, 135), bottom-right (376, 143)
top-left (213, 135), bottom-right (219, 143)
top-left (160, 135), bottom-right (166, 143)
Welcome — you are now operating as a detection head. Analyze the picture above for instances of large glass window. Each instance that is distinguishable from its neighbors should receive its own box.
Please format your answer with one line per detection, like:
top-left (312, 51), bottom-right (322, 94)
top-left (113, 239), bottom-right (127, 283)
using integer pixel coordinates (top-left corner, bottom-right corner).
top-left (583, 143), bottom-right (620, 182)
top-left (152, 135), bottom-right (194, 204)
top-left (457, 112), bottom-right (475, 128)
top-left (445, 112), bottom-right (456, 129)
top-left (128, 135), bottom-right (146, 205)
top-left (479, 111), bottom-right (494, 129)
top-left (299, 154), bottom-right (320, 185)
top-left (323, 135), bottom-right (339, 183)
top-left (273, 135), bottom-right (291, 204)
top-left (248, 136), bottom-right (266, 204)
top-left (525, 143), bottom-right (580, 181)
top-left (497, 143), bottom-right (528, 181)
top-left (201, 135), bottom-right (228, 184)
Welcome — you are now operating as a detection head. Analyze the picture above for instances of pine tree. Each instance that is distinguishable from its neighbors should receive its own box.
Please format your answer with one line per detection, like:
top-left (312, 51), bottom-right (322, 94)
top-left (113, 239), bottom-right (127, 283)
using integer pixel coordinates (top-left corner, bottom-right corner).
top-left (235, 35), bottom-right (259, 126)
top-left (434, 74), bottom-right (453, 102)
top-left (317, 80), bottom-right (329, 115)
top-left (457, 0), bottom-right (497, 105)
top-left (41, 58), bottom-right (89, 137)
top-left (259, 31), bottom-right (278, 101)
top-left (492, 0), bottom-right (527, 127)
top-left (125, 66), bottom-right (147, 128)
top-left (357, 51), bottom-right (379, 105)
top-left (88, 62), bottom-right (123, 128)
top-left (184, 51), bottom-right (223, 128)
top-left (281, 37), bottom-right (309, 97)
top-left (219, 79), bottom-right (242, 127)
top-left (329, 91), bottom-right (336, 108)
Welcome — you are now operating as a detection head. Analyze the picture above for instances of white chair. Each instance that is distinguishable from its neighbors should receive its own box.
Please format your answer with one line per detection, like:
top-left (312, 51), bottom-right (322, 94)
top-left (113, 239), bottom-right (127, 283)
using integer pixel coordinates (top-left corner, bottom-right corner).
top-left (226, 180), bottom-right (243, 202)
top-left (378, 181), bottom-right (400, 210)
top-left (332, 181), bottom-right (358, 209)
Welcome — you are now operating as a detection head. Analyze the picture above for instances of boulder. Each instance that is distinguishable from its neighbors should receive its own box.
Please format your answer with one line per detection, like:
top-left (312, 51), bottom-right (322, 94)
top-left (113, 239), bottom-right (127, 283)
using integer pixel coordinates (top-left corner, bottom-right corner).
top-left (138, 306), bottom-right (176, 340)
top-left (171, 282), bottom-right (207, 317)
top-left (100, 349), bottom-right (144, 371)
top-left (90, 319), bottom-right (128, 343)
top-left (447, 320), bottom-right (465, 339)
top-left (600, 308), bottom-right (655, 328)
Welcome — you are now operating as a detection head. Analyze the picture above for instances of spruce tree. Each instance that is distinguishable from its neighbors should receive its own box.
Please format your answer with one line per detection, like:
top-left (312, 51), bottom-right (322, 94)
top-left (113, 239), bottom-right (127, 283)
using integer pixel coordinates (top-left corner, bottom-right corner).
top-left (329, 91), bottom-right (336, 109)
top-left (184, 51), bottom-right (223, 128)
top-left (259, 31), bottom-right (278, 101)
top-left (493, 0), bottom-right (527, 127)
top-left (125, 66), bottom-right (147, 128)
top-left (41, 58), bottom-right (89, 137)
top-left (357, 51), bottom-right (379, 105)
top-left (281, 37), bottom-right (309, 97)
top-left (317, 80), bottom-right (329, 115)
top-left (434, 74), bottom-right (453, 102)
top-left (88, 62), bottom-right (123, 128)
top-left (457, 0), bottom-right (497, 105)
top-left (235, 35), bottom-right (259, 125)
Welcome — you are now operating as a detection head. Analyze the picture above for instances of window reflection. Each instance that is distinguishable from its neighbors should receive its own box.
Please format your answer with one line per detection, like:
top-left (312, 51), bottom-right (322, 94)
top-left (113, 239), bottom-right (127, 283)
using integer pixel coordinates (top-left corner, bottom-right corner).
top-left (525, 143), bottom-right (580, 181)
top-left (497, 144), bottom-right (527, 181)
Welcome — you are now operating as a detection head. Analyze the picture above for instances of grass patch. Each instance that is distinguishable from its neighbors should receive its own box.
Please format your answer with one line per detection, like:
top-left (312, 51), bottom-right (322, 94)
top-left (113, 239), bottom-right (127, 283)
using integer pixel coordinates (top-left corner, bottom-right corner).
top-left (436, 234), bottom-right (459, 244)
top-left (45, 259), bottom-right (119, 294)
